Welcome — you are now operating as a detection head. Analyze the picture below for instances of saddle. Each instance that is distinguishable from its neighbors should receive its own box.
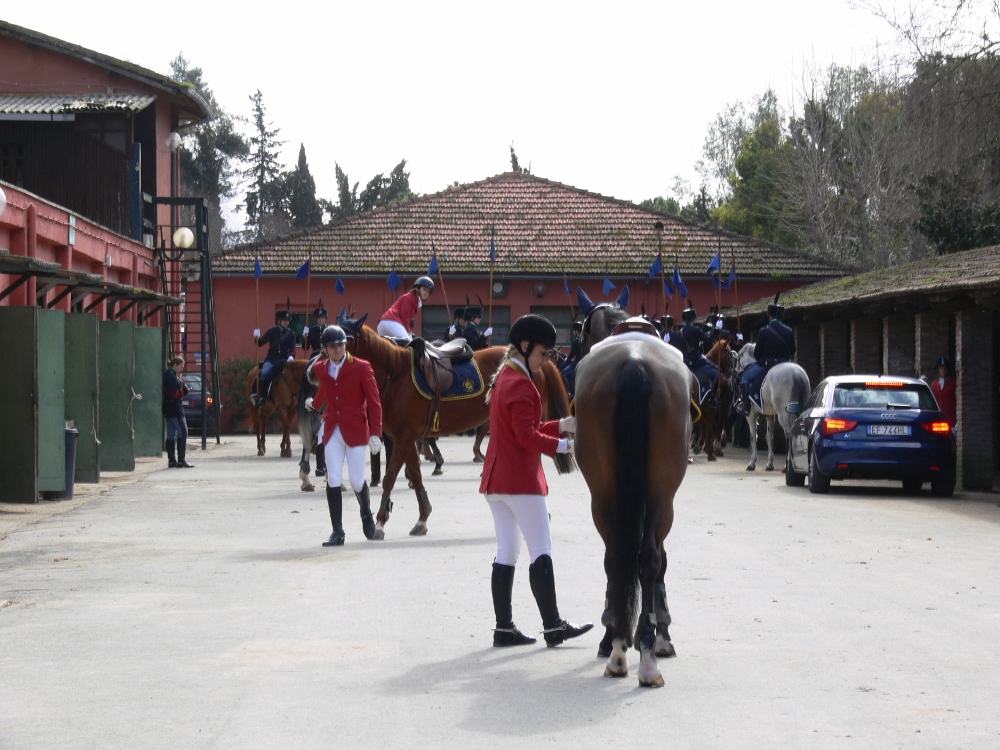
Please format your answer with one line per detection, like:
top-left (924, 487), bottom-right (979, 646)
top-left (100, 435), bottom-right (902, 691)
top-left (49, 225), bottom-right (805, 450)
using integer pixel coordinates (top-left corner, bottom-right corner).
top-left (612, 317), bottom-right (660, 338)
top-left (407, 337), bottom-right (474, 395)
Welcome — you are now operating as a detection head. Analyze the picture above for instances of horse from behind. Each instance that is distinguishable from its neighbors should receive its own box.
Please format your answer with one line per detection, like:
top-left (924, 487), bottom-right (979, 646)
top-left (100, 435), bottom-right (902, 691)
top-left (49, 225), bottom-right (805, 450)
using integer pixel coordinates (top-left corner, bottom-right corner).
top-left (691, 339), bottom-right (734, 460)
top-left (245, 360), bottom-right (306, 458)
top-left (736, 343), bottom-right (811, 471)
top-left (574, 329), bottom-right (691, 687)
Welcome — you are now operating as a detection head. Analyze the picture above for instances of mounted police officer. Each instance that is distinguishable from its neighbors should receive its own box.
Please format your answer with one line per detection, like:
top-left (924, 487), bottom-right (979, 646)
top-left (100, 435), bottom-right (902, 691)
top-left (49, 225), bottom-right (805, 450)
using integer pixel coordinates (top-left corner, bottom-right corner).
top-left (463, 299), bottom-right (493, 351)
top-left (303, 302), bottom-right (328, 355)
top-left (446, 307), bottom-right (467, 342)
top-left (738, 294), bottom-right (796, 415)
top-left (251, 309), bottom-right (297, 406)
top-left (679, 304), bottom-right (719, 406)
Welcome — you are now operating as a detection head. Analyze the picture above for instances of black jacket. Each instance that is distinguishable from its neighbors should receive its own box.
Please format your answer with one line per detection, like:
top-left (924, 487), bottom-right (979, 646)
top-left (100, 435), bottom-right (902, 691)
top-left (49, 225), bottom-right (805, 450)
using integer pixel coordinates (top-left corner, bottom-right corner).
top-left (258, 325), bottom-right (297, 361)
top-left (754, 320), bottom-right (796, 365)
top-left (463, 322), bottom-right (487, 350)
top-left (306, 325), bottom-right (324, 353)
top-left (162, 368), bottom-right (188, 419)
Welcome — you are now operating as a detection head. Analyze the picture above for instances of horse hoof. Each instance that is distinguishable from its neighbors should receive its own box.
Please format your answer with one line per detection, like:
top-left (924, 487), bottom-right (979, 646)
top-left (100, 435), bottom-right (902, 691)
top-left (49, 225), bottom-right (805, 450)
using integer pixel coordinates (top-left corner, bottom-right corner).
top-left (692, 446), bottom-right (702, 455)
top-left (432, 468), bottom-right (443, 476)
top-left (281, 451), bottom-right (293, 458)
top-left (372, 524), bottom-right (385, 541)
top-left (473, 456), bottom-right (484, 464)
top-left (655, 636), bottom-right (676, 659)
top-left (409, 522), bottom-right (428, 536)
top-left (717, 449), bottom-right (725, 457)
top-left (371, 479), bottom-right (380, 488)
top-left (257, 450), bottom-right (264, 457)
top-left (746, 465), bottom-right (756, 472)
top-left (604, 666), bottom-right (629, 678)
top-left (708, 455), bottom-right (717, 462)
top-left (301, 484), bottom-right (315, 492)
top-left (638, 673), bottom-right (665, 688)
top-left (765, 465), bottom-right (775, 472)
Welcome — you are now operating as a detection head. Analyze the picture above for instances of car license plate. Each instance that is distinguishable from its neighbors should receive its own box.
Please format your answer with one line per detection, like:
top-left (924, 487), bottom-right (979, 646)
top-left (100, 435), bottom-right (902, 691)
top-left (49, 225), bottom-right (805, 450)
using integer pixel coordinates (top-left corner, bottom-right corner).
top-left (867, 424), bottom-right (910, 436)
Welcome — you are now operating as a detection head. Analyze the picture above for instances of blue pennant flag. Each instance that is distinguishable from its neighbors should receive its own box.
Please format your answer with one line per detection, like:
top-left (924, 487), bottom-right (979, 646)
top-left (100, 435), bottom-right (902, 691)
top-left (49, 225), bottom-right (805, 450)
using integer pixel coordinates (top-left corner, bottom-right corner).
top-left (563, 277), bottom-right (570, 295)
top-left (489, 238), bottom-right (496, 263)
top-left (253, 258), bottom-right (262, 279)
top-left (296, 259), bottom-right (310, 280)
top-left (663, 278), bottom-right (673, 299)
top-left (603, 277), bottom-right (615, 295)
top-left (387, 270), bottom-right (402, 291)
top-left (649, 253), bottom-right (662, 278)
top-left (706, 252), bottom-right (721, 275)
top-left (428, 255), bottom-right (440, 275)
top-left (727, 259), bottom-right (736, 288)
top-left (335, 276), bottom-right (346, 295)
top-left (672, 263), bottom-right (688, 299)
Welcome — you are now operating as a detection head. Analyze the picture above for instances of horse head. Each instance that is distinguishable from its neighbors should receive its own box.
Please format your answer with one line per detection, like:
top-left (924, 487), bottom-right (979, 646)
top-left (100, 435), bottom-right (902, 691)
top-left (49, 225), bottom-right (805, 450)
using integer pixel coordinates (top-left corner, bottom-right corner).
top-left (737, 343), bottom-right (755, 371)
top-left (337, 308), bottom-right (369, 337)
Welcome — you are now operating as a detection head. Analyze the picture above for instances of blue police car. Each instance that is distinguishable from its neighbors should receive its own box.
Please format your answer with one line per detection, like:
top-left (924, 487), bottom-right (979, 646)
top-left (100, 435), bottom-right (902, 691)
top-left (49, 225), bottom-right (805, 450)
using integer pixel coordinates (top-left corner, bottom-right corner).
top-left (786, 375), bottom-right (956, 496)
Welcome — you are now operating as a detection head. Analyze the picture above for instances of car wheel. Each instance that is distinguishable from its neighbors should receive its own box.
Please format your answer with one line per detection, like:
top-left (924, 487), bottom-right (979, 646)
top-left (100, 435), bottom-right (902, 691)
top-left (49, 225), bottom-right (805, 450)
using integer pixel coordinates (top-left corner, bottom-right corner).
top-left (785, 444), bottom-right (805, 487)
top-left (808, 446), bottom-right (830, 494)
top-left (931, 473), bottom-right (955, 498)
top-left (902, 477), bottom-right (923, 493)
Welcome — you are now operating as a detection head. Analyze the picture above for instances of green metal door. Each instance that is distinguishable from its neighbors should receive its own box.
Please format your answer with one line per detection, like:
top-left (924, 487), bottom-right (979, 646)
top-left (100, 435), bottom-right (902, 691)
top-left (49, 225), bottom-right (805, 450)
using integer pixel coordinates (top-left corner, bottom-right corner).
top-left (36, 309), bottom-right (66, 493)
top-left (99, 320), bottom-right (135, 472)
top-left (0, 307), bottom-right (38, 502)
top-left (65, 314), bottom-right (100, 483)
top-left (133, 327), bottom-right (164, 457)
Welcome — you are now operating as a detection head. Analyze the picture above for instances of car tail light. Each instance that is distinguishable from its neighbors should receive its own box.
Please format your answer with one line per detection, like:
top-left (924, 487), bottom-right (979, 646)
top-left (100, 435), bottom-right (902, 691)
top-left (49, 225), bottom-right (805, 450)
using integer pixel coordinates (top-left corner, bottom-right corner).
top-left (823, 418), bottom-right (857, 435)
top-left (922, 421), bottom-right (950, 435)
top-left (207, 396), bottom-right (214, 405)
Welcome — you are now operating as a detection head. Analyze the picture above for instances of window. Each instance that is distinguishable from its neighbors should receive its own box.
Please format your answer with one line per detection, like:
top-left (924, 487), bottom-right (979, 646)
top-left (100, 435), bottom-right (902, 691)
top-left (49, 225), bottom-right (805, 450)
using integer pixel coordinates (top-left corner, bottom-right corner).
top-left (530, 306), bottom-right (576, 347)
top-left (832, 383), bottom-right (936, 410)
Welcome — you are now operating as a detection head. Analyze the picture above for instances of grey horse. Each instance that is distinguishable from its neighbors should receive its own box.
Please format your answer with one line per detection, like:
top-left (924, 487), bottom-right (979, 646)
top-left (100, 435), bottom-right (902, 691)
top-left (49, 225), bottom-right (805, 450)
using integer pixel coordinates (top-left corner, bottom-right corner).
top-left (297, 369), bottom-right (324, 492)
top-left (736, 344), bottom-right (811, 472)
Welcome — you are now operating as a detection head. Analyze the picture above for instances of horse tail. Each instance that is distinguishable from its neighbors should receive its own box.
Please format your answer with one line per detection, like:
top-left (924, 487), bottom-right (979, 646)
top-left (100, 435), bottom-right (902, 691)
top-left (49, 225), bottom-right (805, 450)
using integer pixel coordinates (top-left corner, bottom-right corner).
top-left (538, 359), bottom-right (575, 475)
top-left (610, 356), bottom-right (652, 642)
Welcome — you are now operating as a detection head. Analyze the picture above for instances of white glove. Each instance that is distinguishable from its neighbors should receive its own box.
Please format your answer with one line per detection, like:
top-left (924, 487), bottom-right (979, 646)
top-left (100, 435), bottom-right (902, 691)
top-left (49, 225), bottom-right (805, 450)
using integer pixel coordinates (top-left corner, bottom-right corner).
top-left (304, 397), bottom-right (315, 411)
top-left (484, 327), bottom-right (493, 336)
top-left (716, 319), bottom-right (723, 329)
top-left (737, 333), bottom-right (744, 342)
top-left (449, 325), bottom-right (456, 335)
top-left (559, 416), bottom-right (576, 433)
top-left (556, 438), bottom-right (574, 454)
top-left (303, 326), bottom-right (309, 337)
top-left (287, 355), bottom-right (294, 361)
top-left (253, 328), bottom-right (261, 338)
top-left (369, 436), bottom-right (383, 454)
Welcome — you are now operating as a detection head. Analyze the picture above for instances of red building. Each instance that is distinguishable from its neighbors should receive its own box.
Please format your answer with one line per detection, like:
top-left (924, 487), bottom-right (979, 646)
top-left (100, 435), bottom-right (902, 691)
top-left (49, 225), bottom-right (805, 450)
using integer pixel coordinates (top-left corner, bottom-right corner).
top-left (214, 172), bottom-right (846, 365)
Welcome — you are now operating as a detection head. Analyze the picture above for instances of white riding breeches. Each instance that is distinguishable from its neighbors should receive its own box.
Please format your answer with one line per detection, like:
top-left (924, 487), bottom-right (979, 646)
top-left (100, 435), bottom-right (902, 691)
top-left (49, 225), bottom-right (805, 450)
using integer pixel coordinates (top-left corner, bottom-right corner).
top-left (484, 493), bottom-right (553, 566)
top-left (376, 319), bottom-right (410, 340)
top-left (324, 425), bottom-right (368, 492)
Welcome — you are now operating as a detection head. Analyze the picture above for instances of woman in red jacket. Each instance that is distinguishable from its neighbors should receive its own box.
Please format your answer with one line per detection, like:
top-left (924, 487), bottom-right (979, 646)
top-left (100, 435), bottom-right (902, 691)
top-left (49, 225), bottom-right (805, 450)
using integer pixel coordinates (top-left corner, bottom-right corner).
top-left (480, 314), bottom-right (592, 647)
top-left (307, 325), bottom-right (383, 546)
top-left (930, 356), bottom-right (957, 427)
top-left (377, 276), bottom-right (435, 340)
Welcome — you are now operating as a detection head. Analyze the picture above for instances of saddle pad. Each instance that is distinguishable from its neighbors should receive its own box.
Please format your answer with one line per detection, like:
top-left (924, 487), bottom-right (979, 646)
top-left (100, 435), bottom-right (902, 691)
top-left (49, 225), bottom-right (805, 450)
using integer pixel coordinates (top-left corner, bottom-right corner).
top-left (411, 353), bottom-right (485, 401)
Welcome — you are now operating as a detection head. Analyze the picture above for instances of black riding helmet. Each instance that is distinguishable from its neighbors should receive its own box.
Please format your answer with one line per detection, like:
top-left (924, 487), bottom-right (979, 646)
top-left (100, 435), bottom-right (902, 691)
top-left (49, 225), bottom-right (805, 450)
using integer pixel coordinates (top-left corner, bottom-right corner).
top-left (681, 305), bottom-right (697, 323)
top-left (320, 325), bottom-right (350, 346)
top-left (414, 276), bottom-right (435, 292)
top-left (453, 307), bottom-right (466, 321)
top-left (662, 314), bottom-right (675, 330)
top-left (509, 314), bottom-right (557, 358)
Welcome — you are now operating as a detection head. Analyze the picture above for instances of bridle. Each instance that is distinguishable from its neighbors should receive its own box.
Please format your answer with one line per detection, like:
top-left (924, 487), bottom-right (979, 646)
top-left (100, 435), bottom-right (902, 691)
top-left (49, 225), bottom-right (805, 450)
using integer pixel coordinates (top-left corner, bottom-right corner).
top-left (580, 303), bottom-right (623, 354)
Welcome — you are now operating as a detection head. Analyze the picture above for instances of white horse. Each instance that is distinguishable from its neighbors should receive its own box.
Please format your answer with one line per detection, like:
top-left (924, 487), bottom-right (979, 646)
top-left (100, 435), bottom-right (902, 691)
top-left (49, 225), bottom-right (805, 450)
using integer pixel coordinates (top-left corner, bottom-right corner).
top-left (736, 344), bottom-right (811, 471)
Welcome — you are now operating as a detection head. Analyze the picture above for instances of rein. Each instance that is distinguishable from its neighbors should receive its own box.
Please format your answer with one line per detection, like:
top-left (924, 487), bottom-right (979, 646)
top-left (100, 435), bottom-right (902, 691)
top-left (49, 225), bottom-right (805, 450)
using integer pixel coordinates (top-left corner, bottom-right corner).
top-left (580, 303), bottom-right (622, 354)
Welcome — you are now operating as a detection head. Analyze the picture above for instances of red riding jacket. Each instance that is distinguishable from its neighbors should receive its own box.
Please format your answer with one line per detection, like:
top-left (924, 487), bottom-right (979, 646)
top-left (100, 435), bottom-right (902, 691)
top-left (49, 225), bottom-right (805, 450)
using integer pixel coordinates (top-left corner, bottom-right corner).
top-left (380, 290), bottom-right (421, 328)
top-left (480, 362), bottom-right (561, 496)
top-left (311, 354), bottom-right (383, 447)
top-left (931, 376), bottom-right (957, 427)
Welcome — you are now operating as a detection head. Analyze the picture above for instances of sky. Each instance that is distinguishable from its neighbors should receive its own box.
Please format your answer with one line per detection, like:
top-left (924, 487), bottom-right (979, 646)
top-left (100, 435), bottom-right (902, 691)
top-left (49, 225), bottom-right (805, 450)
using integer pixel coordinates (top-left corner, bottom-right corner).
top-left (4, 1), bottom-right (898, 209)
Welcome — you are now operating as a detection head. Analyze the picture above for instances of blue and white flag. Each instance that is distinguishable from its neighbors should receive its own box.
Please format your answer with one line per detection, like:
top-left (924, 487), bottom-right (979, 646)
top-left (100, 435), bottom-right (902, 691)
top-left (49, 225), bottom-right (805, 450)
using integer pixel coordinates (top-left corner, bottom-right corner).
top-left (295, 259), bottom-right (310, 280)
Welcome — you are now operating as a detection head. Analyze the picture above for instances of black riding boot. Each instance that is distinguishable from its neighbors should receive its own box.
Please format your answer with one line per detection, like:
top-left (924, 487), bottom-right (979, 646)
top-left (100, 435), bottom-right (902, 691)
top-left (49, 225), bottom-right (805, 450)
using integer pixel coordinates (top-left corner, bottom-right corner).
top-left (176, 438), bottom-right (194, 468)
top-left (354, 483), bottom-right (376, 540)
top-left (529, 554), bottom-right (593, 647)
top-left (323, 485), bottom-right (345, 546)
top-left (166, 439), bottom-right (178, 468)
top-left (492, 562), bottom-right (536, 646)
top-left (315, 443), bottom-right (327, 477)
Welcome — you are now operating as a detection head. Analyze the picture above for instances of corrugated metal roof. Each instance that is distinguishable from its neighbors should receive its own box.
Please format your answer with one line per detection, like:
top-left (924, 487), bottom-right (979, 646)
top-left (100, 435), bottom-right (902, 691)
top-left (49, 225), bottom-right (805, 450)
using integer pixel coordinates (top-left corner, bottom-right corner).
top-left (0, 93), bottom-right (156, 114)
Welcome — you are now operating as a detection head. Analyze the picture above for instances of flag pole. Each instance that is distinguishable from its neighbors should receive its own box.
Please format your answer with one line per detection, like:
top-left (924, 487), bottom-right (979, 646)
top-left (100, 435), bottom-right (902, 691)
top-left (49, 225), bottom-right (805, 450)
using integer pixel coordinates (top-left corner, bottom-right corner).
top-left (305, 245), bottom-right (312, 350)
top-left (563, 272), bottom-right (575, 320)
top-left (254, 257), bottom-right (261, 406)
top-left (654, 222), bottom-right (666, 318)
top-left (433, 242), bottom-right (451, 321)
top-left (487, 226), bottom-right (495, 344)
top-left (732, 247), bottom-right (742, 334)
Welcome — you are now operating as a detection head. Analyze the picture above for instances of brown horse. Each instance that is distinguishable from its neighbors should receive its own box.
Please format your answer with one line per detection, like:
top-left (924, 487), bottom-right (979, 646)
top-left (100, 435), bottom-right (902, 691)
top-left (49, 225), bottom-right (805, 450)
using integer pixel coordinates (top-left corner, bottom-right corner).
top-left (691, 340), bottom-right (734, 461)
top-left (244, 360), bottom-right (306, 458)
top-left (338, 312), bottom-right (573, 539)
top-left (574, 331), bottom-right (690, 687)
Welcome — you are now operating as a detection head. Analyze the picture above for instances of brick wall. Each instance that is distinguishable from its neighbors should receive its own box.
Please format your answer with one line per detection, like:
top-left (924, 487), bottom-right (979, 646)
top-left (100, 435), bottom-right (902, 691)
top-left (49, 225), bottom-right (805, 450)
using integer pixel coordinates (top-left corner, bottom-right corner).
top-left (955, 307), bottom-right (994, 491)
top-left (883, 313), bottom-right (916, 377)
top-left (914, 312), bottom-right (950, 378)
top-left (821, 320), bottom-right (851, 378)
top-left (851, 317), bottom-right (883, 375)
top-left (795, 322), bottom-right (821, 390)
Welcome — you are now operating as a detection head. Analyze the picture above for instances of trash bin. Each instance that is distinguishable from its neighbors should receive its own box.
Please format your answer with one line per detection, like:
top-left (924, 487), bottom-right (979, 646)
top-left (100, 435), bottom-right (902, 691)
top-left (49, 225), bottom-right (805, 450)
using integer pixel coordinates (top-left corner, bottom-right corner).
top-left (50, 427), bottom-right (79, 500)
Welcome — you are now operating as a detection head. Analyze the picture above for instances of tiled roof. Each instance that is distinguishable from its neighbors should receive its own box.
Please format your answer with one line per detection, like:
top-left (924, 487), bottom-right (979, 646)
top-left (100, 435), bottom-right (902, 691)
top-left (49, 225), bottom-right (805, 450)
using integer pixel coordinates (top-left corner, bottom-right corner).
top-left (731, 244), bottom-right (1000, 319)
top-left (0, 93), bottom-right (156, 114)
top-left (213, 172), bottom-right (849, 280)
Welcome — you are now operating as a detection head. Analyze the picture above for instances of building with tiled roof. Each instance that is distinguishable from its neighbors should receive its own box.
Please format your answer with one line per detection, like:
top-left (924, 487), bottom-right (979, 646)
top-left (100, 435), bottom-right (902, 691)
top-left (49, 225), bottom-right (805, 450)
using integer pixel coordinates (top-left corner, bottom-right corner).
top-left (212, 171), bottom-right (847, 375)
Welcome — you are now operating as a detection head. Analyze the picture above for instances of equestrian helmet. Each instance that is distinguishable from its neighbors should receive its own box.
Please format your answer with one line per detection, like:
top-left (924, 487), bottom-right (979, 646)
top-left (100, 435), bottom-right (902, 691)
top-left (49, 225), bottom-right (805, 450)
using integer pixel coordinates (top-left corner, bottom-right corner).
top-left (766, 302), bottom-right (786, 319)
top-left (681, 306), bottom-right (697, 323)
top-left (320, 325), bottom-right (349, 346)
top-left (934, 356), bottom-right (951, 369)
top-left (414, 276), bottom-right (435, 292)
top-left (465, 304), bottom-right (483, 319)
top-left (661, 314), bottom-right (675, 330)
top-left (509, 314), bottom-right (557, 356)
top-left (453, 307), bottom-right (466, 321)
top-left (314, 306), bottom-right (328, 318)
top-left (275, 309), bottom-right (290, 321)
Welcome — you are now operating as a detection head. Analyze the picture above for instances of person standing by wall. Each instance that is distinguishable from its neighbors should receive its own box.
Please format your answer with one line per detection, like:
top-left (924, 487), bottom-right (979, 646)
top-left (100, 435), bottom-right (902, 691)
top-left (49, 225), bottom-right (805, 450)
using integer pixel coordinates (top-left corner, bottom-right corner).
top-left (162, 356), bottom-right (194, 469)
top-left (930, 356), bottom-right (957, 427)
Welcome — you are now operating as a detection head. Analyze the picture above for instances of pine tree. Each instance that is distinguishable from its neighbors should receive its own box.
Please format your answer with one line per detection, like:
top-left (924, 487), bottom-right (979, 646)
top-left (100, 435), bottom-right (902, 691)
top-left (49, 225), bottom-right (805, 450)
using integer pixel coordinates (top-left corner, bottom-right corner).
top-left (242, 90), bottom-right (288, 241)
top-left (333, 162), bottom-right (358, 221)
top-left (287, 144), bottom-right (323, 229)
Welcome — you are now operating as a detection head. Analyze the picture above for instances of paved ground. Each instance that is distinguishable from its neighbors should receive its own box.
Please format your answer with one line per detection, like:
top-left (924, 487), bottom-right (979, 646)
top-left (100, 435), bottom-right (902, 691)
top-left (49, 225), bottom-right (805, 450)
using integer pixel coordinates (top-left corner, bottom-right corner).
top-left (1, 435), bottom-right (999, 749)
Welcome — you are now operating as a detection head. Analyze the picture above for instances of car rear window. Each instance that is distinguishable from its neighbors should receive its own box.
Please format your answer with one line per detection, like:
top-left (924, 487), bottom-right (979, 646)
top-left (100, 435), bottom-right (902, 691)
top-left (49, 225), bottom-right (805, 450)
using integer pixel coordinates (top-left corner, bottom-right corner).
top-left (832, 383), bottom-right (937, 409)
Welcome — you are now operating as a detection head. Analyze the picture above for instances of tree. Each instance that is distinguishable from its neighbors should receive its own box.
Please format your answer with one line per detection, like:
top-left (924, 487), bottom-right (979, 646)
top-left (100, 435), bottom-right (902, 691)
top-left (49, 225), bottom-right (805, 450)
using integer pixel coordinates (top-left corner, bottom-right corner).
top-left (331, 163), bottom-right (358, 221)
top-left (915, 168), bottom-right (1000, 254)
top-left (241, 90), bottom-right (289, 241)
top-left (355, 159), bottom-right (414, 213)
top-left (286, 144), bottom-right (323, 229)
top-left (510, 145), bottom-right (521, 172)
top-left (169, 54), bottom-right (249, 252)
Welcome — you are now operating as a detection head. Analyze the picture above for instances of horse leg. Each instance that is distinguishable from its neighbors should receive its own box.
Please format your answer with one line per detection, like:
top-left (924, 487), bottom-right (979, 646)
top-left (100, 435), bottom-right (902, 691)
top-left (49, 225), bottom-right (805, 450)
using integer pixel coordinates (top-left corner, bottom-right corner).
top-left (299, 441), bottom-right (315, 492)
top-left (473, 422), bottom-right (488, 463)
top-left (403, 446), bottom-right (432, 536)
top-left (654, 544), bottom-right (676, 658)
top-left (601, 554), bottom-right (629, 677)
top-left (746, 411), bottom-right (758, 471)
top-left (373, 434), bottom-right (410, 540)
top-left (280, 407), bottom-right (294, 458)
top-left (429, 437), bottom-right (444, 475)
top-left (765, 415), bottom-right (776, 471)
top-left (635, 533), bottom-right (664, 688)
top-left (703, 406), bottom-right (717, 461)
top-left (257, 405), bottom-right (272, 457)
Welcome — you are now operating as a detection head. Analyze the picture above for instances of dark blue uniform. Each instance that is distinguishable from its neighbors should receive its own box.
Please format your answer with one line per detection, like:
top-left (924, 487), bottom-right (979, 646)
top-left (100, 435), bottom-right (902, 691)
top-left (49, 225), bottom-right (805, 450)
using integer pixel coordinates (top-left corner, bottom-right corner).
top-left (740, 319), bottom-right (796, 410)
top-left (463, 322), bottom-right (487, 351)
top-left (257, 325), bottom-right (297, 400)
top-left (306, 325), bottom-right (324, 353)
top-left (680, 324), bottom-right (719, 402)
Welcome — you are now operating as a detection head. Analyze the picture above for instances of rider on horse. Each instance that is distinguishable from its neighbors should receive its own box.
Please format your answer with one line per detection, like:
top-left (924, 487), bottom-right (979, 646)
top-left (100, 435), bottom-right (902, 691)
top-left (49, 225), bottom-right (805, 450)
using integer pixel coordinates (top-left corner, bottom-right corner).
top-left (679, 304), bottom-right (719, 407)
top-left (303, 303), bottom-right (328, 355)
top-left (307, 324), bottom-right (383, 547)
top-left (737, 295), bottom-right (796, 415)
top-left (378, 276), bottom-right (435, 341)
top-left (463, 299), bottom-right (493, 350)
top-left (251, 309), bottom-right (297, 406)
top-left (446, 306), bottom-right (467, 342)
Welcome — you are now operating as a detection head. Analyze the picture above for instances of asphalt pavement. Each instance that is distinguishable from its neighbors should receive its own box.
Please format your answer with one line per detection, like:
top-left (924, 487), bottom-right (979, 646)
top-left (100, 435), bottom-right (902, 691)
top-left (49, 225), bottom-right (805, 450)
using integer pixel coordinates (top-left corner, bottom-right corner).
top-left (1, 435), bottom-right (999, 749)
